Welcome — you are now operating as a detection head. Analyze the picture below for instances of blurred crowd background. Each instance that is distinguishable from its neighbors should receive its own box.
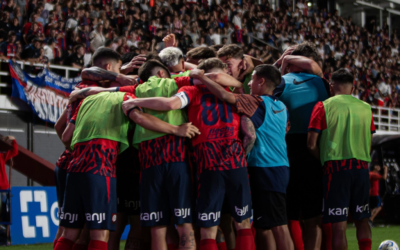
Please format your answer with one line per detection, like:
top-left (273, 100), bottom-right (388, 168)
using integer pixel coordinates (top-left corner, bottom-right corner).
top-left (1, 0), bottom-right (400, 107)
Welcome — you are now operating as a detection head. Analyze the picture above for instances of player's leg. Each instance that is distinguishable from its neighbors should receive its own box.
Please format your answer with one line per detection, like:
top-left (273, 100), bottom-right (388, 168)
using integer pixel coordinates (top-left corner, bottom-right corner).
top-left (322, 166), bottom-right (352, 250)
top-left (140, 165), bottom-right (171, 250)
top-left (73, 225), bottom-right (90, 250)
top-left (225, 168), bottom-right (254, 250)
top-left (350, 167), bottom-right (372, 250)
top-left (108, 212), bottom-right (127, 250)
top-left (56, 173), bottom-right (86, 250)
top-left (219, 214), bottom-right (235, 250)
top-left (216, 227), bottom-right (227, 250)
top-left (369, 196), bottom-right (381, 223)
top-left (168, 162), bottom-right (195, 250)
top-left (151, 226), bottom-right (168, 250)
top-left (196, 169), bottom-right (226, 250)
top-left (83, 174), bottom-right (118, 250)
top-left (331, 222), bottom-right (347, 250)
top-left (255, 228), bottom-right (276, 250)
top-left (271, 225), bottom-right (294, 250)
top-left (54, 166), bottom-right (68, 247)
top-left (300, 157), bottom-right (323, 250)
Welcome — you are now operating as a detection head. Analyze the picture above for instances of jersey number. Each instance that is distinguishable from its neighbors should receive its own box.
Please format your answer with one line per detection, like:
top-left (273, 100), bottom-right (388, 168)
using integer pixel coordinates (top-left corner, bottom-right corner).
top-left (201, 94), bottom-right (233, 126)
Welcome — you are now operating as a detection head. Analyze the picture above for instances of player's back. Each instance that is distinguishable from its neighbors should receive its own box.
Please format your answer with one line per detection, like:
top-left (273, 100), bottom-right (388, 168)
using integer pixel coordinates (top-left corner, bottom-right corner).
top-left (184, 85), bottom-right (246, 173)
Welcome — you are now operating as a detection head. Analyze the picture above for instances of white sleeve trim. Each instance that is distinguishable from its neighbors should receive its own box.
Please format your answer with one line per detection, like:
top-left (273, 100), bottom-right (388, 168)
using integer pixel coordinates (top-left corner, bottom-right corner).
top-left (174, 92), bottom-right (189, 109)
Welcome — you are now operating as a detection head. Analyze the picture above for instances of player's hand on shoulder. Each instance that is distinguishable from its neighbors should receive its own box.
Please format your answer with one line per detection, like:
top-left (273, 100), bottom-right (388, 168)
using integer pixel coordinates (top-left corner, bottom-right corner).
top-left (175, 122), bottom-right (201, 139)
top-left (116, 74), bottom-right (138, 86)
top-left (69, 89), bottom-right (82, 103)
top-left (122, 95), bottom-right (137, 115)
top-left (189, 69), bottom-right (205, 79)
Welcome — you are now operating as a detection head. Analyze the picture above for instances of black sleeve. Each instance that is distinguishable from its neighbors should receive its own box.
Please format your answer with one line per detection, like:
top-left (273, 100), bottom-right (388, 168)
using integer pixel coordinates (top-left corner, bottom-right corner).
top-left (273, 77), bottom-right (286, 97)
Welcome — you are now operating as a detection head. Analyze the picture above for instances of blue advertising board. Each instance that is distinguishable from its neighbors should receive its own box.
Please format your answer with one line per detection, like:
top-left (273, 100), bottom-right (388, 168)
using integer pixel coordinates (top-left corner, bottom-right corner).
top-left (10, 186), bottom-right (130, 245)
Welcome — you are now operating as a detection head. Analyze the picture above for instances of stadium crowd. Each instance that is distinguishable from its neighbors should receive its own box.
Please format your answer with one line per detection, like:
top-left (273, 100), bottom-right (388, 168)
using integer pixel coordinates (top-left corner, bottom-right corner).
top-left (1, 0), bottom-right (400, 107)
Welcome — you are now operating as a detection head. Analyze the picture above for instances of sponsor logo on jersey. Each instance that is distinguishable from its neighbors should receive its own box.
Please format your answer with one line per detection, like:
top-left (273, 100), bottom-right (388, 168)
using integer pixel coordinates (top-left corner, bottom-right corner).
top-left (85, 213), bottom-right (106, 223)
top-left (140, 212), bottom-right (163, 222)
top-left (271, 106), bottom-right (285, 114)
top-left (328, 207), bottom-right (349, 216)
top-left (60, 212), bottom-right (78, 223)
top-left (198, 211), bottom-right (221, 222)
top-left (207, 126), bottom-right (235, 140)
top-left (235, 205), bottom-right (249, 216)
top-left (125, 200), bottom-right (140, 210)
top-left (174, 208), bottom-right (191, 218)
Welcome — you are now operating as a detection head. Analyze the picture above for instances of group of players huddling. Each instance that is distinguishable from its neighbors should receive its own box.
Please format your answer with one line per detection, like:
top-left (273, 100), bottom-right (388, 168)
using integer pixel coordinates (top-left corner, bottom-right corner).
top-left (52, 34), bottom-right (375, 250)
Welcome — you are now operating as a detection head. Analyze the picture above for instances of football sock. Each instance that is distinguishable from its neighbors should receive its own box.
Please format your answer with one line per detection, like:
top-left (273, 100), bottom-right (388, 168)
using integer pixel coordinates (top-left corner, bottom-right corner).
top-left (54, 237), bottom-right (75, 250)
top-left (54, 239), bottom-right (59, 249)
top-left (217, 241), bottom-right (227, 250)
top-left (88, 240), bottom-right (107, 250)
top-left (321, 223), bottom-right (332, 250)
top-left (200, 239), bottom-right (218, 250)
top-left (289, 220), bottom-right (304, 250)
top-left (358, 239), bottom-right (372, 250)
top-left (71, 243), bottom-right (88, 250)
top-left (235, 229), bottom-right (255, 250)
top-left (168, 243), bottom-right (179, 250)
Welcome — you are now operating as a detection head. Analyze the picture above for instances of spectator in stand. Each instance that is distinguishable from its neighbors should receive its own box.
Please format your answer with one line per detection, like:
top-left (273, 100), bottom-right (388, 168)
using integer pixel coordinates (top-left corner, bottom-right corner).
top-left (90, 23), bottom-right (105, 52)
top-left (369, 164), bottom-right (388, 227)
top-left (43, 38), bottom-right (61, 63)
top-left (65, 44), bottom-right (84, 69)
top-left (0, 31), bottom-right (17, 59)
top-left (0, 135), bottom-right (18, 191)
top-left (21, 37), bottom-right (42, 63)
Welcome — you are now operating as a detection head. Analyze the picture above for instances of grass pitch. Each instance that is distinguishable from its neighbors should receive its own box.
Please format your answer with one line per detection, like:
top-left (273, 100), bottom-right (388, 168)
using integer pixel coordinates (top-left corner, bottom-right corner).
top-left (5, 224), bottom-right (400, 249)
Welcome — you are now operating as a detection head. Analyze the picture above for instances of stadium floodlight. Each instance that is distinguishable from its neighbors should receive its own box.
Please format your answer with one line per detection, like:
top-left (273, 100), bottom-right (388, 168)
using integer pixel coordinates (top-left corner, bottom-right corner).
top-left (307, 2), bottom-right (312, 7)
top-left (355, 0), bottom-right (384, 10)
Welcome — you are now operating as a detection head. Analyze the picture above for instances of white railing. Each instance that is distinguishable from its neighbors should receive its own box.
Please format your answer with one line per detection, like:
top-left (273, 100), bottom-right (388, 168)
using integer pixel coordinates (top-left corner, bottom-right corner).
top-left (0, 59), bottom-right (80, 79)
top-left (371, 106), bottom-right (400, 134)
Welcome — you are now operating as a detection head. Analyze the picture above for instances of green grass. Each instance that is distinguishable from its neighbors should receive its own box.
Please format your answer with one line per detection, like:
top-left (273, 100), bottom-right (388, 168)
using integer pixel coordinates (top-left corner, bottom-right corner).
top-left (5, 225), bottom-right (400, 249)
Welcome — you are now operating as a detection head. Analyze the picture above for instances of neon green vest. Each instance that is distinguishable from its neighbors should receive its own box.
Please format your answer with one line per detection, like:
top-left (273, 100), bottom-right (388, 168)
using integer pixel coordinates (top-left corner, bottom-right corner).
top-left (133, 76), bottom-right (188, 145)
top-left (230, 72), bottom-right (252, 94)
top-left (320, 95), bottom-right (372, 165)
top-left (171, 70), bottom-right (191, 78)
top-left (71, 92), bottom-right (130, 153)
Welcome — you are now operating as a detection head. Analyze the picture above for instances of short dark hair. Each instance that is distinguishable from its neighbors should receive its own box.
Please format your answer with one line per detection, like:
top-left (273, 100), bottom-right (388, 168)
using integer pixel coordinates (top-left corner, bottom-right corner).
top-left (254, 65), bottom-right (281, 88)
top-left (217, 44), bottom-right (243, 60)
top-left (187, 47), bottom-right (216, 60)
top-left (146, 52), bottom-right (162, 63)
top-left (210, 44), bottom-right (224, 52)
top-left (121, 52), bottom-right (139, 64)
top-left (138, 59), bottom-right (170, 82)
top-left (104, 39), bottom-right (113, 47)
top-left (331, 69), bottom-right (354, 85)
top-left (291, 42), bottom-right (321, 63)
top-left (91, 48), bottom-right (121, 67)
top-left (197, 58), bottom-right (227, 73)
top-left (73, 44), bottom-right (83, 52)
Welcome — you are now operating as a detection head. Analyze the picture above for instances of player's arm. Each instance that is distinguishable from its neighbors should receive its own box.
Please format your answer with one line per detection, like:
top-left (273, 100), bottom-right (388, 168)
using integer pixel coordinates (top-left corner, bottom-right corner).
top-left (382, 165), bottom-right (388, 180)
top-left (120, 54), bottom-right (146, 75)
top-left (4, 136), bottom-right (18, 160)
top-left (69, 86), bottom-right (120, 103)
top-left (192, 69), bottom-right (236, 104)
top-left (127, 108), bottom-right (200, 138)
top-left (281, 55), bottom-right (323, 77)
top-left (123, 96), bottom-right (182, 112)
top-left (307, 131), bottom-right (320, 161)
top-left (204, 72), bottom-right (242, 88)
top-left (307, 102), bottom-right (325, 161)
top-left (185, 62), bottom-right (197, 70)
top-left (241, 116), bottom-right (256, 156)
top-left (61, 123), bottom-right (75, 150)
top-left (55, 107), bottom-right (68, 140)
top-left (81, 66), bottom-right (137, 86)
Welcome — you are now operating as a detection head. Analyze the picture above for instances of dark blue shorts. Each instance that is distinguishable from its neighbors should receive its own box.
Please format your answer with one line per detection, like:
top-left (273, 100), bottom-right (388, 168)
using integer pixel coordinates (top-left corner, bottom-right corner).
top-left (140, 162), bottom-right (193, 227)
top-left (54, 166), bottom-right (67, 209)
top-left (197, 167), bottom-right (252, 228)
top-left (322, 160), bottom-right (371, 224)
top-left (60, 173), bottom-right (117, 230)
top-left (117, 172), bottom-right (140, 215)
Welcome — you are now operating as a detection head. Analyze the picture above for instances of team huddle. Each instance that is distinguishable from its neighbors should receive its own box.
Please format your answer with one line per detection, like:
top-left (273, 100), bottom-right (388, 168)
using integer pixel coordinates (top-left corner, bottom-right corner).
top-left (52, 38), bottom-right (375, 250)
